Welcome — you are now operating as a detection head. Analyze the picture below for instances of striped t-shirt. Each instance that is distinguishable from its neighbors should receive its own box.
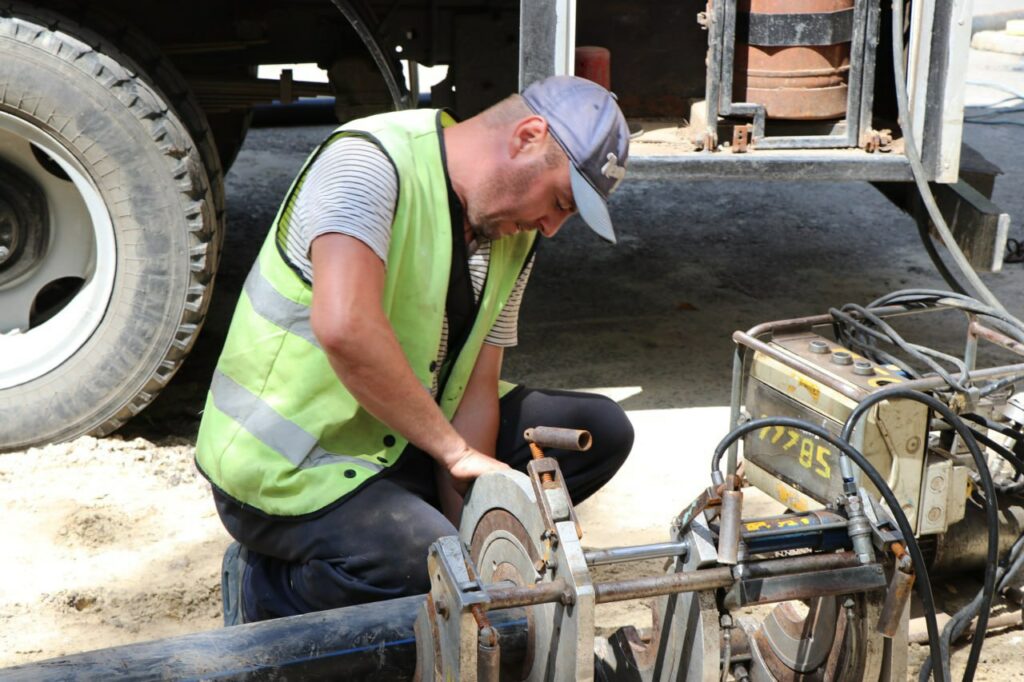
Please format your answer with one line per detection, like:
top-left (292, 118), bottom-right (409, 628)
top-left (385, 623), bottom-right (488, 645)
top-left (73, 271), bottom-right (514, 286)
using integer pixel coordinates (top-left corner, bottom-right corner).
top-left (284, 136), bottom-right (534, 396)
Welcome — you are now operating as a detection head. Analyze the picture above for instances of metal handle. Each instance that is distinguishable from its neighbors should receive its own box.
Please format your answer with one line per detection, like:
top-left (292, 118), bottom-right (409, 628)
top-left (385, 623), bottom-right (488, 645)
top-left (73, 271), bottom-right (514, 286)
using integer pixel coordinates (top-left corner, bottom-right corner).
top-left (523, 426), bottom-right (593, 451)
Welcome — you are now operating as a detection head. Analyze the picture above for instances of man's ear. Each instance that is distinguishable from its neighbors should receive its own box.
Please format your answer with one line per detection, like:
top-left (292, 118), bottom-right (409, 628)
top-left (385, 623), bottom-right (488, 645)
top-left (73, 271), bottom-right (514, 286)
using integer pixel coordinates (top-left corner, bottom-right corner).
top-left (508, 115), bottom-right (548, 159)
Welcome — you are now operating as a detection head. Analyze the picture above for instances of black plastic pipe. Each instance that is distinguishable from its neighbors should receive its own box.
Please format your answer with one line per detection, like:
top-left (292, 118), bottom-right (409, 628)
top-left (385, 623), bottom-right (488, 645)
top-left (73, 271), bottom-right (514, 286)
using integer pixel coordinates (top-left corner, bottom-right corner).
top-left (0, 595), bottom-right (529, 681)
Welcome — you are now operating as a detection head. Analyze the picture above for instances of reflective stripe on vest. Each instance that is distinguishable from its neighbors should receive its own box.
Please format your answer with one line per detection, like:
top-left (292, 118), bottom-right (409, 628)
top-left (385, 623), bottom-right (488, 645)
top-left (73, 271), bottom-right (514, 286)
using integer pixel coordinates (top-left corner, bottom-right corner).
top-left (209, 370), bottom-right (382, 473)
top-left (244, 258), bottom-right (319, 349)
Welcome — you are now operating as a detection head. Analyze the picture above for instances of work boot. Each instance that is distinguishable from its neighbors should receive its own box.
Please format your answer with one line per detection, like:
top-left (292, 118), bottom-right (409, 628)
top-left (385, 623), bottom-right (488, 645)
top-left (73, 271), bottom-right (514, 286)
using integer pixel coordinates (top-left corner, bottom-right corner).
top-left (221, 541), bottom-right (250, 626)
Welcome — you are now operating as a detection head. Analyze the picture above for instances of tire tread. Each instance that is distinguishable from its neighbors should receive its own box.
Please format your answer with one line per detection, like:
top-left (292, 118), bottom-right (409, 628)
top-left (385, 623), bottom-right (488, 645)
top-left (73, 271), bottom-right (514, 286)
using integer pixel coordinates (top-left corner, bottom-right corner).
top-left (0, 2), bottom-right (225, 447)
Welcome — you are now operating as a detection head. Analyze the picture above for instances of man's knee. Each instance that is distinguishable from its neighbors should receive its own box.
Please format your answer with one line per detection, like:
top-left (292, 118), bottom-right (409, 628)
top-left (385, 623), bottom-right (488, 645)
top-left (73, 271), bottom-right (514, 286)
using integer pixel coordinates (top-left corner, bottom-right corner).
top-left (553, 393), bottom-right (633, 503)
top-left (582, 394), bottom-right (634, 469)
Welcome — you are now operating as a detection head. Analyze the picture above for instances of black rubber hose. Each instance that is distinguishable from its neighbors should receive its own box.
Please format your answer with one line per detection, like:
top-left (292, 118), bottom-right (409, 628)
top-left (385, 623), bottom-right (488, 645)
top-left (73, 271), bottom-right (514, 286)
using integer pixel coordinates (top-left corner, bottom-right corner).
top-left (833, 304), bottom-right (969, 390)
top-left (958, 421), bottom-right (1024, 480)
top-left (710, 417), bottom-right (947, 682)
top-left (842, 389), bottom-right (998, 682)
top-left (867, 291), bottom-right (1024, 334)
top-left (915, 215), bottom-right (969, 295)
top-left (961, 413), bottom-right (1024, 458)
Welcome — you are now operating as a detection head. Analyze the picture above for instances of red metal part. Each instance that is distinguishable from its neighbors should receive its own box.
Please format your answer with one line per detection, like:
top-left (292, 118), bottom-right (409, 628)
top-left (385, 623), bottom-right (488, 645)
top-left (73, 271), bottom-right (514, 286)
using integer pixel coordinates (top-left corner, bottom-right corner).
top-left (733, 0), bottom-right (854, 120)
top-left (575, 46), bottom-right (612, 90)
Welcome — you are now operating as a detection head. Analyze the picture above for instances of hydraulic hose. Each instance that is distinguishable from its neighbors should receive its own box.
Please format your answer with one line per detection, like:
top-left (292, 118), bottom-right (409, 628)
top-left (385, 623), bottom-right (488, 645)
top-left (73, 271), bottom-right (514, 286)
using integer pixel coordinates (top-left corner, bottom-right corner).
top-left (711, 417), bottom-right (947, 682)
top-left (842, 388), bottom-right (998, 682)
top-left (889, 0), bottom-right (1008, 314)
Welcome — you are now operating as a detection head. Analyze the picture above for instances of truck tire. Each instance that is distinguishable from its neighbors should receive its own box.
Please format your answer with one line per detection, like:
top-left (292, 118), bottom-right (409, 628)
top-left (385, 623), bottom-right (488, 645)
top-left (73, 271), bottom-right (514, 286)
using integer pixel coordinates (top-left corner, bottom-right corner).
top-left (0, 7), bottom-right (221, 450)
top-left (46, 3), bottom-right (227, 228)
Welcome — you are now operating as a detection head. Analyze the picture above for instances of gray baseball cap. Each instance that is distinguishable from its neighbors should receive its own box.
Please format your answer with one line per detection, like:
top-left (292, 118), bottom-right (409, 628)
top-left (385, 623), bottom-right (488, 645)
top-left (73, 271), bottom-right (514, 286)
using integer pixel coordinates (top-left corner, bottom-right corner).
top-left (521, 75), bottom-right (629, 244)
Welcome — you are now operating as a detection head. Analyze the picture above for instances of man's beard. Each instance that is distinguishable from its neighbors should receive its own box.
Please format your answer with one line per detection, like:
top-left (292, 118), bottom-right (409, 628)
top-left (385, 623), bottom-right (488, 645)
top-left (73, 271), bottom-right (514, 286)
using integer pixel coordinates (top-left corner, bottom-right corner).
top-left (466, 161), bottom-right (541, 240)
top-left (468, 219), bottom-right (505, 241)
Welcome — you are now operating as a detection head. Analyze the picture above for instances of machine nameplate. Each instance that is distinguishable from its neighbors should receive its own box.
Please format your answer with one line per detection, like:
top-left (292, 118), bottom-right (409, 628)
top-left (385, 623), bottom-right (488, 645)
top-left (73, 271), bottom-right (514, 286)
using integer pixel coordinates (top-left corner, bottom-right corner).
top-left (745, 380), bottom-right (848, 504)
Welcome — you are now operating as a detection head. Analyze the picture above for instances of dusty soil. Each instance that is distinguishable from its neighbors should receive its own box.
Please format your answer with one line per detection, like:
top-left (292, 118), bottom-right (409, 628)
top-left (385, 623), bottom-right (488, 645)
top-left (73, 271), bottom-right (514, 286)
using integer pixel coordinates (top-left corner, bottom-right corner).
top-left (0, 436), bottom-right (228, 665)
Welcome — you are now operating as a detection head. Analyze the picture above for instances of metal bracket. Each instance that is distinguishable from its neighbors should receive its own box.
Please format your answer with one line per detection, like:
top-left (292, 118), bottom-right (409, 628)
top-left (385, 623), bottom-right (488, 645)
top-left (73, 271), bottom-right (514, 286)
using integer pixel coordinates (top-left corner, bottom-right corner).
top-left (423, 536), bottom-right (491, 681)
top-left (731, 124), bottom-right (752, 153)
top-left (724, 563), bottom-right (887, 609)
top-left (528, 456), bottom-right (583, 539)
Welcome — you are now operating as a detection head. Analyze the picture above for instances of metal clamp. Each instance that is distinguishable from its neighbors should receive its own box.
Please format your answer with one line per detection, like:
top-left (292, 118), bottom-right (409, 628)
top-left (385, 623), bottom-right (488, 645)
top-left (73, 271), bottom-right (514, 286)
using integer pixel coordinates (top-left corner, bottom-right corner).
top-left (421, 536), bottom-right (493, 681)
top-left (528, 456), bottom-right (583, 540)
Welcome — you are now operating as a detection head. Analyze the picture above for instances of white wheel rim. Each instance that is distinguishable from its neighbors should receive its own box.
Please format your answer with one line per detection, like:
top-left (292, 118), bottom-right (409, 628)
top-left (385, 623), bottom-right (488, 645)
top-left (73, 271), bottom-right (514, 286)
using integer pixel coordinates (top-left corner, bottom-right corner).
top-left (0, 112), bottom-right (116, 389)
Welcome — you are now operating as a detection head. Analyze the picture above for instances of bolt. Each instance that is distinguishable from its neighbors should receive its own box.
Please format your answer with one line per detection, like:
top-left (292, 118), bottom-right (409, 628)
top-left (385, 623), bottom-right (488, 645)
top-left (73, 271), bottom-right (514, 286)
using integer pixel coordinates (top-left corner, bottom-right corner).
top-left (831, 351), bottom-right (853, 366)
top-left (906, 436), bottom-right (921, 452)
top-left (809, 340), bottom-right (830, 354)
top-left (930, 476), bottom-right (946, 493)
top-left (927, 507), bottom-right (942, 522)
top-left (478, 626), bottom-right (497, 647)
top-left (853, 360), bottom-right (874, 376)
top-left (435, 597), bottom-right (449, 619)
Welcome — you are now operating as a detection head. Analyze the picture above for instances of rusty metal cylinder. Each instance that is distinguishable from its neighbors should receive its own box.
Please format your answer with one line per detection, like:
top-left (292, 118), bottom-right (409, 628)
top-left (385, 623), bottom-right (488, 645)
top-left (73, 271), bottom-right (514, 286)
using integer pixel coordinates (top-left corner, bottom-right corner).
top-left (876, 566), bottom-right (915, 637)
top-left (523, 426), bottom-right (593, 451)
top-left (718, 489), bottom-right (744, 565)
top-left (575, 46), bottom-right (611, 89)
top-left (733, 0), bottom-right (854, 120)
top-left (477, 628), bottom-right (501, 682)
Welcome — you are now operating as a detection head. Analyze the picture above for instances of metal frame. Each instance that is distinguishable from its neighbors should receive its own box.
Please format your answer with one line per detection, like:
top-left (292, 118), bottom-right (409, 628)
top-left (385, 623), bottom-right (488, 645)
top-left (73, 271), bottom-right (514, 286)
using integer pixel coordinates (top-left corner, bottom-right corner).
top-left (726, 304), bottom-right (1024, 475)
top-left (629, 150), bottom-right (913, 182)
top-left (705, 0), bottom-right (881, 151)
top-left (920, 0), bottom-right (973, 182)
top-left (518, 0), bottom-right (575, 90)
top-left (516, 0), bottom-right (975, 185)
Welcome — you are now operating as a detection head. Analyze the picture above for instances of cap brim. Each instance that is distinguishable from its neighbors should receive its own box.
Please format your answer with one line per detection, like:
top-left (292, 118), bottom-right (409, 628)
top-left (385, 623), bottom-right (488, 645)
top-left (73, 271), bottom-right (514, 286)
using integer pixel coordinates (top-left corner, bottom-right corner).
top-left (569, 165), bottom-right (616, 244)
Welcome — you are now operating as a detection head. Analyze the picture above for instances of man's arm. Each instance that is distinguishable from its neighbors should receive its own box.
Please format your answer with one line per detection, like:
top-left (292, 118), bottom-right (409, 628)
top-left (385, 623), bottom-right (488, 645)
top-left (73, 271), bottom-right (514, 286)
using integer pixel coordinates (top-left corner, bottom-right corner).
top-left (451, 343), bottom-right (503, 455)
top-left (436, 342), bottom-right (504, 522)
top-left (309, 232), bottom-right (507, 489)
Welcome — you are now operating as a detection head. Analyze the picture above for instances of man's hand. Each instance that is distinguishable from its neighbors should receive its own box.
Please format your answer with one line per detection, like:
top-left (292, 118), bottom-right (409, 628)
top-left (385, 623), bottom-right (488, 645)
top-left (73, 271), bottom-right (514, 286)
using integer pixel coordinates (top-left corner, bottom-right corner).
top-left (446, 447), bottom-right (510, 495)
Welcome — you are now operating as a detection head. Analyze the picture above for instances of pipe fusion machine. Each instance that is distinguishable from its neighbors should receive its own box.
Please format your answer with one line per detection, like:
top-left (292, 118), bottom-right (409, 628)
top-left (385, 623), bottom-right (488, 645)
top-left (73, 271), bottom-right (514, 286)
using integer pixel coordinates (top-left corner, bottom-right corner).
top-left (418, 291), bottom-right (1024, 682)
top-left (10, 291), bottom-right (1024, 681)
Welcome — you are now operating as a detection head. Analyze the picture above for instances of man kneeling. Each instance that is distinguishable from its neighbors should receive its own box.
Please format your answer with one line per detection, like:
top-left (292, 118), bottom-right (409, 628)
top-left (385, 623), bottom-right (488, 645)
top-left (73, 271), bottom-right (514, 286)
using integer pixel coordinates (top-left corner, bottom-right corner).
top-left (195, 75), bottom-right (634, 623)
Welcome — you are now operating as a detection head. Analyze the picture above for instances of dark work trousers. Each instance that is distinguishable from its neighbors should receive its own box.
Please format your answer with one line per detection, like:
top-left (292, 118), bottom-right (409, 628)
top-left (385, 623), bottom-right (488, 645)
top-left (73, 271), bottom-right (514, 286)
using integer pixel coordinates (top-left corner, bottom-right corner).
top-left (213, 385), bottom-right (634, 622)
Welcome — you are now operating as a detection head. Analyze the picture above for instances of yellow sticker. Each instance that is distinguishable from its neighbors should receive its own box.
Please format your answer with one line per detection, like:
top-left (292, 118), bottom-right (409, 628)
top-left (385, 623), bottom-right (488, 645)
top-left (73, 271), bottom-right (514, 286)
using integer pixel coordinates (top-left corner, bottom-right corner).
top-left (798, 378), bottom-right (822, 401)
top-left (776, 485), bottom-right (809, 512)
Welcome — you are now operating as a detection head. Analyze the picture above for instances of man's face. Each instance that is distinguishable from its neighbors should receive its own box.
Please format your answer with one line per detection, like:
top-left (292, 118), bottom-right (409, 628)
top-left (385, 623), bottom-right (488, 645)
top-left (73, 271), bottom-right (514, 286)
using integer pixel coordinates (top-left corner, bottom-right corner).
top-left (465, 141), bottom-right (577, 241)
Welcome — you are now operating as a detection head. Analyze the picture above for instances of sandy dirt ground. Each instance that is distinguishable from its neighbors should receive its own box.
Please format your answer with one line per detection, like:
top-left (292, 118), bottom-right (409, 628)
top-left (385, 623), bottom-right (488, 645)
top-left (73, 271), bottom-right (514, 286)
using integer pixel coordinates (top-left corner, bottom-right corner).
top-left (3, 436), bottom-right (1024, 680)
top-left (3, 37), bottom-right (1024, 682)
top-left (0, 437), bottom-right (227, 664)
